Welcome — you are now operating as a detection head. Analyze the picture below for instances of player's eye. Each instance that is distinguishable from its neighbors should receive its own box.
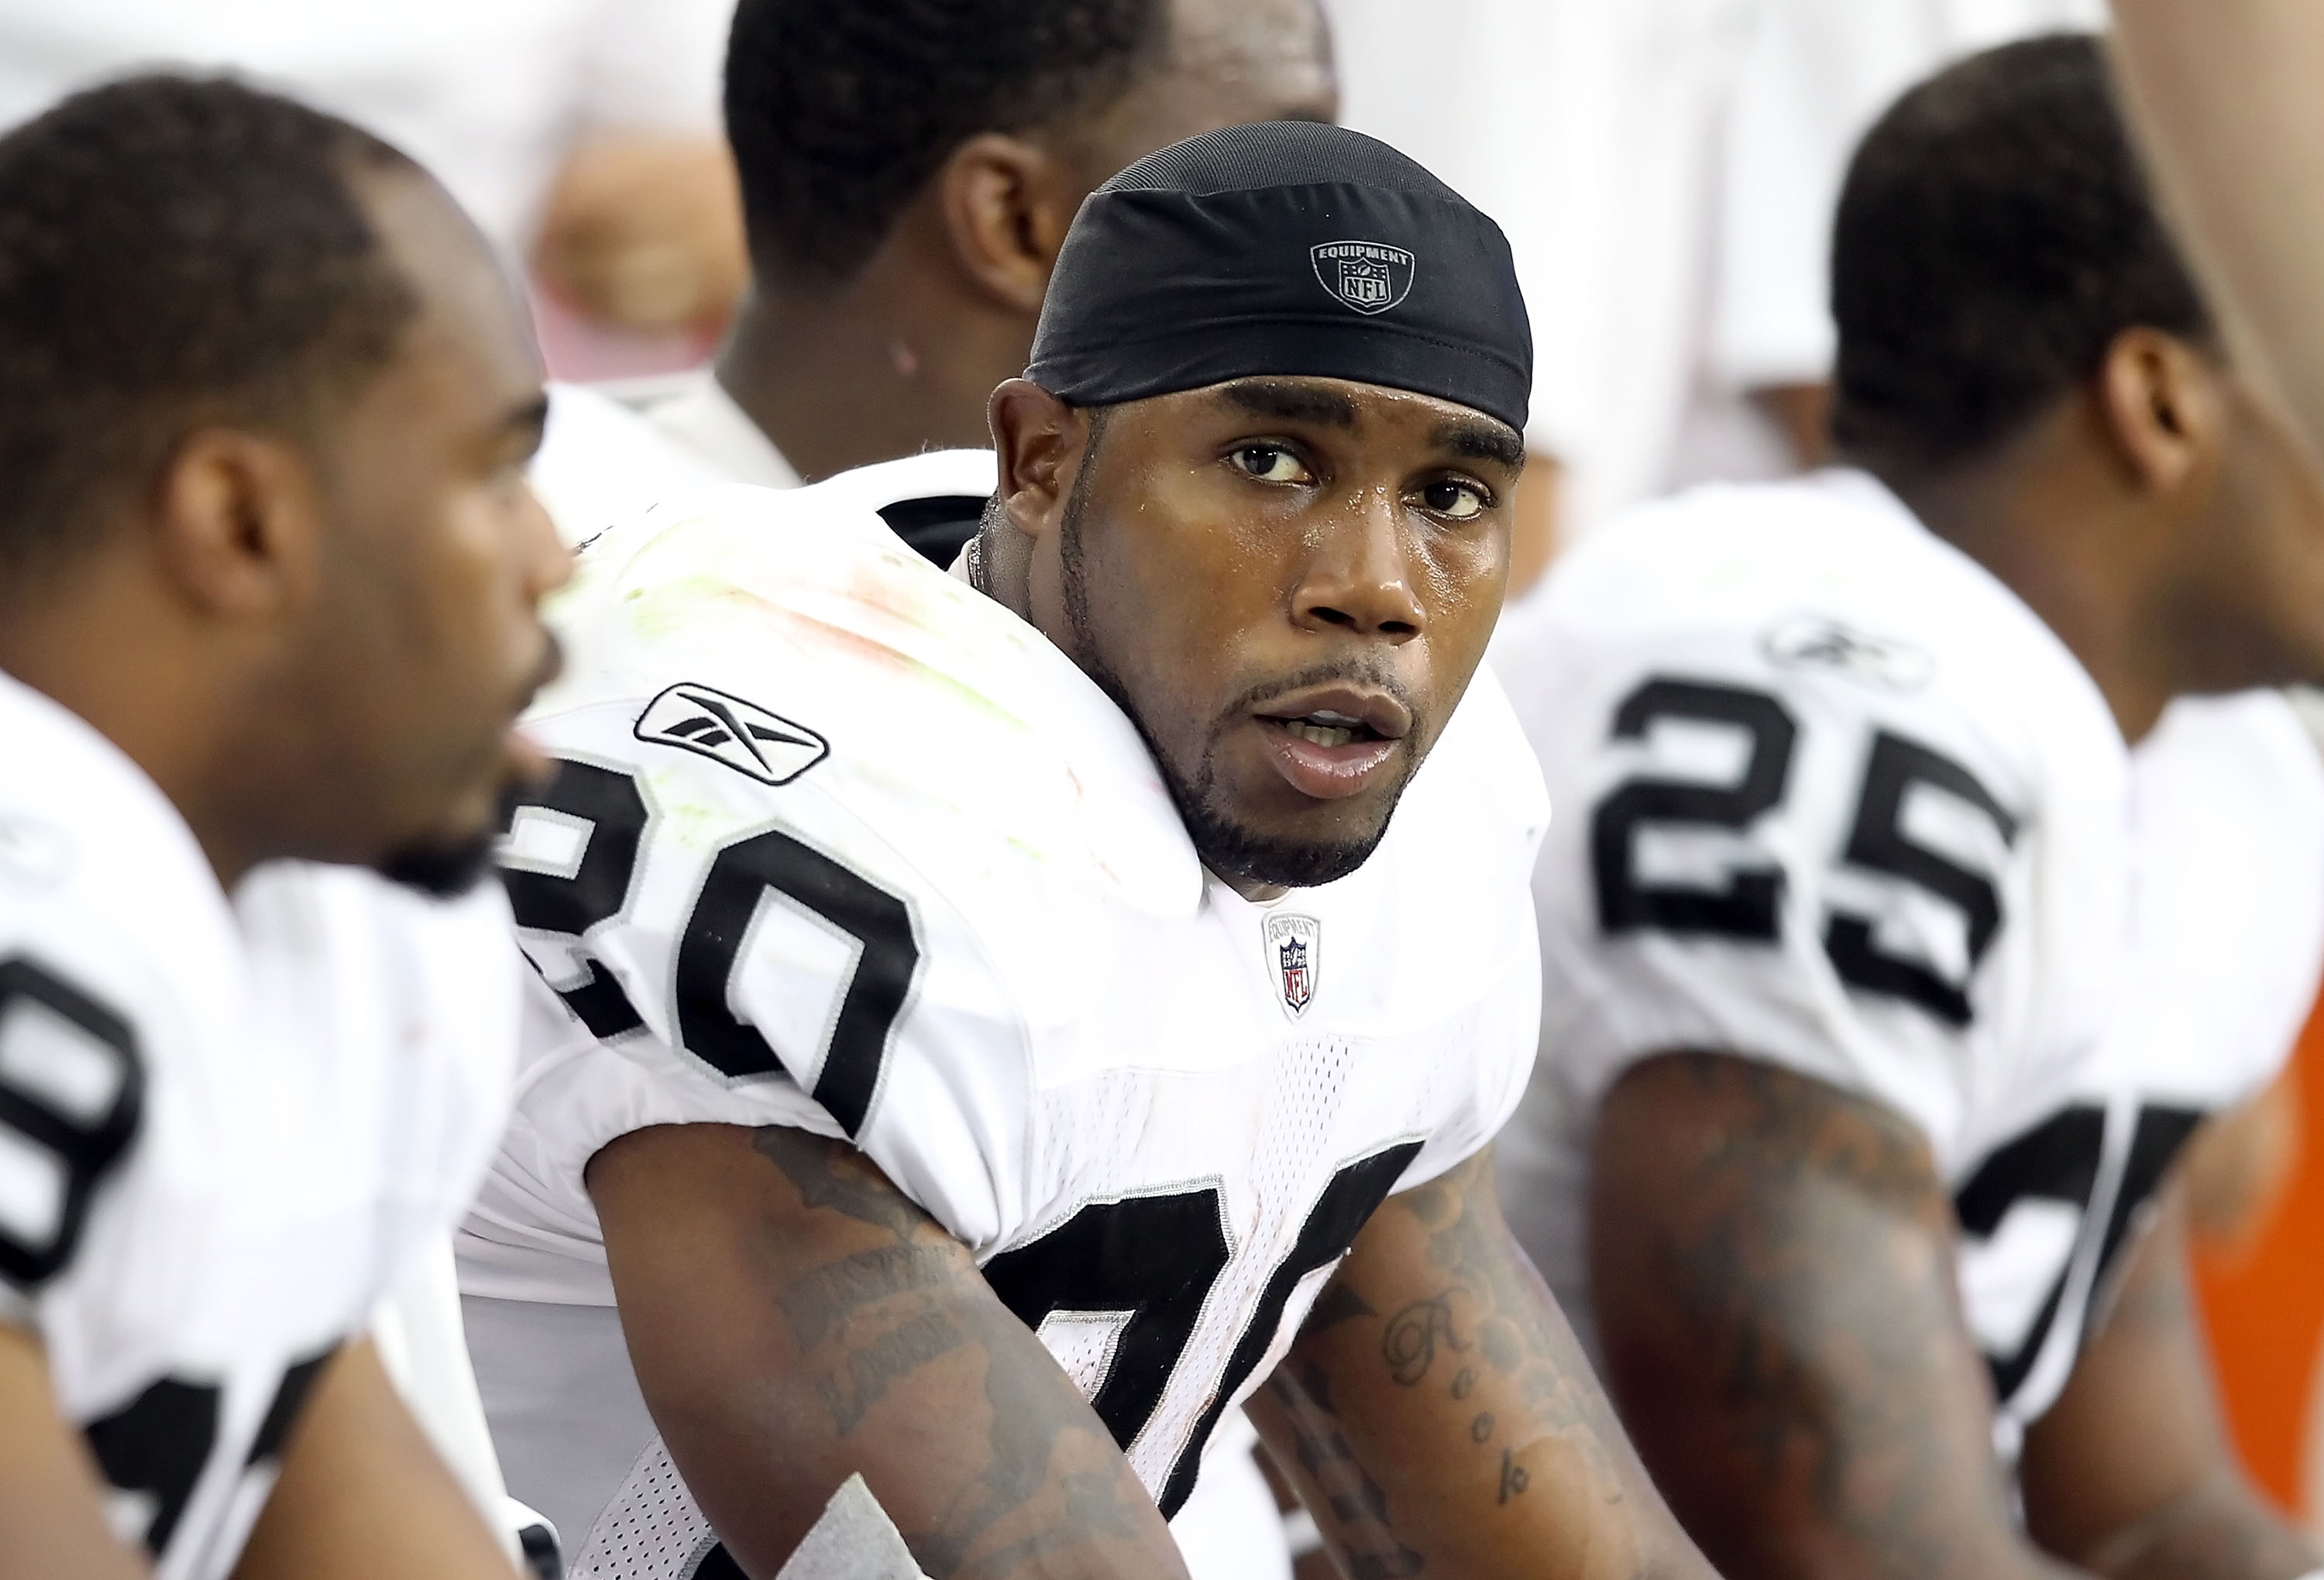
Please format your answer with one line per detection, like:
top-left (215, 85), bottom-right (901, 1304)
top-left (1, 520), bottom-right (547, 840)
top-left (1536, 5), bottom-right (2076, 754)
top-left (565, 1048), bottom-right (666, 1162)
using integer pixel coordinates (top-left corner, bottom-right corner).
top-left (1231, 445), bottom-right (1313, 486)
top-left (1418, 478), bottom-right (1489, 520)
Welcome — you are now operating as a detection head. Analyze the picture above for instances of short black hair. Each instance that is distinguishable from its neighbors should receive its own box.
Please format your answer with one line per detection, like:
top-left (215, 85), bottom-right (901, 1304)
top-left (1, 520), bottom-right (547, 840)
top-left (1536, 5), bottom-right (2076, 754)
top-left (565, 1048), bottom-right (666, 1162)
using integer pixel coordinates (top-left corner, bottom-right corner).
top-left (724, 0), bottom-right (1170, 286)
top-left (0, 74), bottom-right (421, 584)
top-left (1831, 33), bottom-right (2212, 472)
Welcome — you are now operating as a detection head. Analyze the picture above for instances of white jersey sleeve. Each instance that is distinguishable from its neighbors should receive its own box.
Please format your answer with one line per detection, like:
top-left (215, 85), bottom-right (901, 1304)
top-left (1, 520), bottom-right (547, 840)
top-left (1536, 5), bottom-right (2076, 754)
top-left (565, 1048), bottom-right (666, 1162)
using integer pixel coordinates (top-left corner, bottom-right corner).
top-left (2107, 691), bottom-right (2324, 1113)
top-left (1497, 471), bottom-right (2131, 1174)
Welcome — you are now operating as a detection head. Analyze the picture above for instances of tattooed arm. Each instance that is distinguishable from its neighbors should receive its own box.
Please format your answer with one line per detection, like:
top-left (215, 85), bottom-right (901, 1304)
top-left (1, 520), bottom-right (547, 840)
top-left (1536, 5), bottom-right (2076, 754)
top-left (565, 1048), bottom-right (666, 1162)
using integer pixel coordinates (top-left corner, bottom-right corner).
top-left (2020, 1175), bottom-right (2320, 1580)
top-left (586, 1122), bottom-right (1191, 1580)
top-left (1587, 1051), bottom-right (2076, 1580)
top-left (1243, 1142), bottom-right (1718, 1580)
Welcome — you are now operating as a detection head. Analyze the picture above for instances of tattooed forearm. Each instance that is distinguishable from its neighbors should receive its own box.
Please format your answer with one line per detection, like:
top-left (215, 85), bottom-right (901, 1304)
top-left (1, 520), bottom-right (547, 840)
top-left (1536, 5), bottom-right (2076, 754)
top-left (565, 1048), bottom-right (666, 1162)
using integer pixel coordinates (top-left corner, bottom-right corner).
top-left (735, 1126), bottom-right (1176, 1578)
top-left (1590, 1052), bottom-right (2041, 1580)
top-left (1248, 1144), bottom-right (1705, 1580)
top-left (819, 1308), bottom-right (968, 1435)
top-left (1263, 1363), bottom-right (1425, 1580)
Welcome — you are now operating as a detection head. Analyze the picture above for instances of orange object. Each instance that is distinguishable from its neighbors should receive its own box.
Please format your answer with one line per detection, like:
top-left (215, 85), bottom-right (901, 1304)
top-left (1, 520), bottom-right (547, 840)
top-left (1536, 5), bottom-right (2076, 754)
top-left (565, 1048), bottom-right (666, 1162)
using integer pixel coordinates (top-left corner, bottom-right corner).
top-left (2192, 985), bottom-right (2324, 1513)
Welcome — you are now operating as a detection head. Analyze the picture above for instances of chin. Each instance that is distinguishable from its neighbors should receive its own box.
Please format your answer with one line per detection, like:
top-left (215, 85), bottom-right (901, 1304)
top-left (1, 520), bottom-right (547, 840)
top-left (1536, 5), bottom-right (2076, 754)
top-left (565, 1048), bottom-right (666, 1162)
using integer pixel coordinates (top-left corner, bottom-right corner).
top-left (375, 830), bottom-right (501, 898)
top-left (1184, 800), bottom-right (1401, 891)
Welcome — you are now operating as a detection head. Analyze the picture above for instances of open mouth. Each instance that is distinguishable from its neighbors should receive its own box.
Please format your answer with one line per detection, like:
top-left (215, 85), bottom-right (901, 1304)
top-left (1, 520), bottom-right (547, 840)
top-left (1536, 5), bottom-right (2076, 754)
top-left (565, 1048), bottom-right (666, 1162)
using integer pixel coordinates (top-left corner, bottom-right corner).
top-left (1250, 685), bottom-right (1413, 802)
top-left (1277, 709), bottom-right (1386, 750)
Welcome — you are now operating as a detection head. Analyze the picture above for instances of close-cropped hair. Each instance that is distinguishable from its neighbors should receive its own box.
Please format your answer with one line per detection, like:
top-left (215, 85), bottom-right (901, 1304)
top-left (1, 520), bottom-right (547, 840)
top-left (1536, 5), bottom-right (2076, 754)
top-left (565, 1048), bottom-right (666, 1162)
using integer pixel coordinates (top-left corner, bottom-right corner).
top-left (723, 0), bottom-right (1169, 287)
top-left (0, 74), bottom-right (421, 585)
top-left (1830, 33), bottom-right (2213, 473)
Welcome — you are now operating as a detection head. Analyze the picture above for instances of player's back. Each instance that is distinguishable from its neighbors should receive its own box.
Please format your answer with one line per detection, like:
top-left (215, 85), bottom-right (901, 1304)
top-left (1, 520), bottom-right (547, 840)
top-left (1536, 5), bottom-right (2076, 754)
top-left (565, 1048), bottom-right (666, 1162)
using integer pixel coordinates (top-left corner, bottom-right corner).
top-left (1493, 468), bottom-right (2140, 1430)
top-left (0, 667), bottom-right (518, 1580)
top-left (459, 453), bottom-right (1552, 1561)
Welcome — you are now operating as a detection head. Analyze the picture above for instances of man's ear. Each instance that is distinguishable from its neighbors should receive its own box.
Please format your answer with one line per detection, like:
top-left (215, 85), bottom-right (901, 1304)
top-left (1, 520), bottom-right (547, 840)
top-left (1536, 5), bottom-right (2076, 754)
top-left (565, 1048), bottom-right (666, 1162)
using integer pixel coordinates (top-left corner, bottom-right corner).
top-left (937, 133), bottom-right (1085, 316)
top-left (2096, 327), bottom-right (2227, 495)
top-left (988, 379), bottom-right (1093, 545)
top-left (151, 427), bottom-right (325, 620)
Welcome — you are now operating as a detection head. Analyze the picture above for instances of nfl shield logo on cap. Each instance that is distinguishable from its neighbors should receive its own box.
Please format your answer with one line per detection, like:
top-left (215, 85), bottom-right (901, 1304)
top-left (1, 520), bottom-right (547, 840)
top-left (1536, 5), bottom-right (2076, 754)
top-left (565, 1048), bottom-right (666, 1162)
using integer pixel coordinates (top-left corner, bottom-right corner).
top-left (1265, 913), bottom-right (1322, 1019)
top-left (1311, 241), bottom-right (1416, 316)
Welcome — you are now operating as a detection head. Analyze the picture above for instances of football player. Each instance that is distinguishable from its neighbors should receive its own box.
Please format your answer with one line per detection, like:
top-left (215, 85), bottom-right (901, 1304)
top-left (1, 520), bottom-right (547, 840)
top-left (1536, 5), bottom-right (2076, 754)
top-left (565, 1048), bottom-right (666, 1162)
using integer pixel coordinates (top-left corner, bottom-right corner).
top-left (459, 122), bottom-right (1722, 1580)
top-left (532, 0), bottom-right (1338, 575)
top-left (0, 78), bottom-right (569, 1578)
top-left (1494, 35), bottom-right (2324, 1580)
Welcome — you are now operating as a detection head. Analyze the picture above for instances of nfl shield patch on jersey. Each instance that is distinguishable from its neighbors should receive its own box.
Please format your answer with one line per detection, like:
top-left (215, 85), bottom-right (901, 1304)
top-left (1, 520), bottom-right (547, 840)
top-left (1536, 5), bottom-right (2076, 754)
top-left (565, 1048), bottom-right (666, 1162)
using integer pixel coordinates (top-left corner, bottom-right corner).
top-left (634, 683), bottom-right (830, 787)
top-left (1265, 913), bottom-right (1322, 1019)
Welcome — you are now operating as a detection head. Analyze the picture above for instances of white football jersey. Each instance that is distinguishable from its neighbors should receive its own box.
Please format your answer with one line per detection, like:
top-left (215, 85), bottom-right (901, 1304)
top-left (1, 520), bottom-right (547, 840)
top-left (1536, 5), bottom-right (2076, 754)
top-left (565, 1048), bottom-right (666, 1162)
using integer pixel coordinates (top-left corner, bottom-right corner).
top-left (0, 668), bottom-right (520, 1579)
top-left (1494, 469), bottom-right (2324, 1454)
top-left (456, 452), bottom-right (1549, 1573)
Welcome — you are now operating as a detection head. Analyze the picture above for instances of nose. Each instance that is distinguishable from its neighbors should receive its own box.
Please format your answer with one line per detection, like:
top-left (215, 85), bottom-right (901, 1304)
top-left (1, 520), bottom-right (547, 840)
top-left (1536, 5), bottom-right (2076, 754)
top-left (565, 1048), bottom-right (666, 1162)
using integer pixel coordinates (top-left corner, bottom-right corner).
top-left (1292, 488), bottom-right (1425, 642)
top-left (517, 481), bottom-right (574, 603)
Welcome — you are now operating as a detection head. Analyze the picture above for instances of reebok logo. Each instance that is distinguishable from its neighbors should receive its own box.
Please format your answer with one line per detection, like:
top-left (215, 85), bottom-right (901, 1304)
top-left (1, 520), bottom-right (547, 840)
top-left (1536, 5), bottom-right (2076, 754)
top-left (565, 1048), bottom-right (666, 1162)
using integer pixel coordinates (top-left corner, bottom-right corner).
top-left (634, 682), bottom-right (830, 785)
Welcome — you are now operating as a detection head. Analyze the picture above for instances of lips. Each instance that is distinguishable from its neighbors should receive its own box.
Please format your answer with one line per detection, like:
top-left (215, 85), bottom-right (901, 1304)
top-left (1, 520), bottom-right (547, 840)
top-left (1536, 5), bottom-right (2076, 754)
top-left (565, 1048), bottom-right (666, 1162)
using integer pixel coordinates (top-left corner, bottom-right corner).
top-left (1251, 682), bottom-right (1412, 801)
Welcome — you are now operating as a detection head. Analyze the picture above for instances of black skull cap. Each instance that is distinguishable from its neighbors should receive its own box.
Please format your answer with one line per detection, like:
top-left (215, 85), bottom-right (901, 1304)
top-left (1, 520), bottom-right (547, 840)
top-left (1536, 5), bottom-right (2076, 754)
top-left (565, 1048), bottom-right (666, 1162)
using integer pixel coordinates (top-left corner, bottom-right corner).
top-left (1026, 121), bottom-right (1532, 434)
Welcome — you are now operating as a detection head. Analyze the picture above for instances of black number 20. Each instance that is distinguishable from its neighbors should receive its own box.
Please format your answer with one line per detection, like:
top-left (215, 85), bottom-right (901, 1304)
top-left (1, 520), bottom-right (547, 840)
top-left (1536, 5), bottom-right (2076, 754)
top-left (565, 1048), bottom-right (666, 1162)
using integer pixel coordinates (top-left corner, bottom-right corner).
top-left (1592, 677), bottom-right (2020, 1026)
top-left (501, 760), bottom-right (920, 1139)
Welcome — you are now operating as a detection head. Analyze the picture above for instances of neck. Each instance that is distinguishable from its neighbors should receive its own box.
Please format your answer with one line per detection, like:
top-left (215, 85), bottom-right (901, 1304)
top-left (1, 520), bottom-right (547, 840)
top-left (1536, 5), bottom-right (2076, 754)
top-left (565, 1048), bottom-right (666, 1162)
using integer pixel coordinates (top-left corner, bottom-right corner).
top-left (1875, 436), bottom-right (2178, 744)
top-left (716, 259), bottom-right (1028, 485)
top-left (0, 569), bottom-right (265, 890)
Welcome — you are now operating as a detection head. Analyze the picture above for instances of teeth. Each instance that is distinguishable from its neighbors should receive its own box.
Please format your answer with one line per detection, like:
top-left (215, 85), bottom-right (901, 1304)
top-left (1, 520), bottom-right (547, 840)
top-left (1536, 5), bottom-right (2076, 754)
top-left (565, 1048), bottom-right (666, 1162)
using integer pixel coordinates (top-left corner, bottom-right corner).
top-left (1287, 720), bottom-right (1356, 748)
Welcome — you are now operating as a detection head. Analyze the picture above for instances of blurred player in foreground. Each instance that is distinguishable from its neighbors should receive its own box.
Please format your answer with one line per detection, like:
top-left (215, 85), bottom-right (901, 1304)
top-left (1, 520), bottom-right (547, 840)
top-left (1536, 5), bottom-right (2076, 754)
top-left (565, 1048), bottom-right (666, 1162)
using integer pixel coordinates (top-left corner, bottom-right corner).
top-left (533, 0), bottom-right (1337, 565)
top-left (459, 122), bottom-right (1723, 1580)
top-left (0, 77), bottom-right (569, 1579)
top-left (1497, 36), bottom-right (2324, 1580)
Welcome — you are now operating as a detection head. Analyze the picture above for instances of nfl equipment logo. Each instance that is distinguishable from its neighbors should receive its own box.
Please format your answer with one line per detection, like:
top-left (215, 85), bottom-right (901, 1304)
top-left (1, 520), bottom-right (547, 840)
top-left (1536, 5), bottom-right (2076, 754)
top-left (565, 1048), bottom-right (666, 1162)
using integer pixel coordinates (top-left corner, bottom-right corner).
top-left (1264, 914), bottom-right (1322, 1020)
top-left (1310, 241), bottom-right (1416, 317)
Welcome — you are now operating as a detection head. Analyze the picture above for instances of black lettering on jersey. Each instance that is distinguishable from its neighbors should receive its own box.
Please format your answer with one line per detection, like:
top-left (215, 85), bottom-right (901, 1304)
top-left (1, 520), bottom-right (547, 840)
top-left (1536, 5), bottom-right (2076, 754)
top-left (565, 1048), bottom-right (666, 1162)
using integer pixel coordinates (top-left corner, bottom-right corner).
top-left (1592, 678), bottom-right (1797, 940)
top-left (676, 831), bottom-right (920, 1136)
top-left (245, 1345), bottom-right (335, 1465)
top-left (501, 759), bottom-right (651, 1039)
top-left (85, 1376), bottom-right (219, 1557)
top-left (1824, 732), bottom-right (2019, 1027)
top-left (1954, 1104), bottom-right (2106, 1404)
top-left (2085, 1103), bottom-right (2205, 1328)
top-left (1954, 1100), bottom-right (2213, 1409)
top-left (1154, 1141), bottom-right (1422, 1518)
top-left (983, 1142), bottom-right (1422, 1520)
top-left (983, 1187), bottom-right (1232, 1458)
top-left (876, 494), bottom-right (989, 568)
top-left (0, 957), bottom-right (143, 1290)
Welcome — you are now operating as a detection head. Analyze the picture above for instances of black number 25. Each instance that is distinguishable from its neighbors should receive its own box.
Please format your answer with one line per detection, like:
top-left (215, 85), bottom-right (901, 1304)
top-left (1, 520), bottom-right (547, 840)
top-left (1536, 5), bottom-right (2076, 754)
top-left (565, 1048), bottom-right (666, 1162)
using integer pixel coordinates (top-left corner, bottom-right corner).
top-left (500, 759), bottom-right (920, 1138)
top-left (1592, 677), bottom-right (2019, 1027)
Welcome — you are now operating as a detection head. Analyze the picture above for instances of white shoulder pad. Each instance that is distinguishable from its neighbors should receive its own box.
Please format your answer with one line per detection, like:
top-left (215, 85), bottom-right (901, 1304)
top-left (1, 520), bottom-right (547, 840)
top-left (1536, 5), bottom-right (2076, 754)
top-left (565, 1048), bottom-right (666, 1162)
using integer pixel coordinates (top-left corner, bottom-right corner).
top-left (1498, 473), bottom-right (2133, 1168)
top-left (484, 458), bottom-right (1204, 1273)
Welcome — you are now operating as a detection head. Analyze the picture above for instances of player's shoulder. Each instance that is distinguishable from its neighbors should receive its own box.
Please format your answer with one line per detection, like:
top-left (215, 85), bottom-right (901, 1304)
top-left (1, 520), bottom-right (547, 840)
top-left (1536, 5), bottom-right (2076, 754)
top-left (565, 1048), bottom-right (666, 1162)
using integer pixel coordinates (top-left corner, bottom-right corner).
top-left (1497, 469), bottom-right (2123, 802)
top-left (0, 671), bottom-right (244, 1037)
top-left (529, 450), bottom-right (1203, 928)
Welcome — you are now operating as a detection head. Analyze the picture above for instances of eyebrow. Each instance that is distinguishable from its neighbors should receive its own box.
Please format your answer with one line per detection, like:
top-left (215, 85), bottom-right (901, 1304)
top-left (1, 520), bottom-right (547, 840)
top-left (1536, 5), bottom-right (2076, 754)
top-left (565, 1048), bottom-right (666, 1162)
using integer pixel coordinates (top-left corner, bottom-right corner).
top-left (1218, 380), bottom-right (1361, 429)
top-left (1431, 415), bottom-right (1527, 471)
